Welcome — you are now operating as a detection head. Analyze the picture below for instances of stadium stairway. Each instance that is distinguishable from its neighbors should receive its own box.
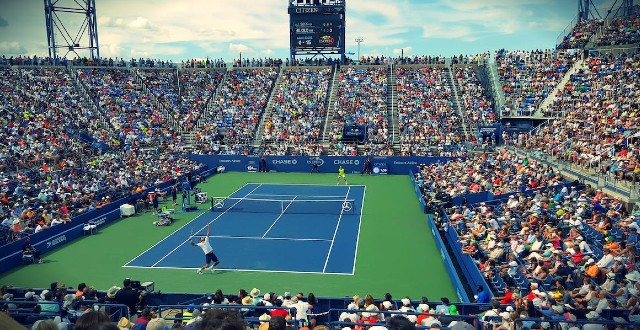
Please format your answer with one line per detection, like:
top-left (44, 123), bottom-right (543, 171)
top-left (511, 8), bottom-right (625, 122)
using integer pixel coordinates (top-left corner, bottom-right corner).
top-left (444, 66), bottom-right (471, 142)
top-left (196, 69), bottom-right (231, 131)
top-left (69, 67), bottom-right (114, 136)
top-left (321, 64), bottom-right (341, 145)
top-left (536, 59), bottom-right (584, 117)
top-left (135, 69), bottom-right (179, 129)
top-left (386, 62), bottom-right (400, 147)
top-left (481, 58), bottom-right (507, 112)
top-left (253, 65), bottom-right (285, 147)
top-left (188, 69), bottom-right (225, 134)
top-left (182, 131), bottom-right (196, 146)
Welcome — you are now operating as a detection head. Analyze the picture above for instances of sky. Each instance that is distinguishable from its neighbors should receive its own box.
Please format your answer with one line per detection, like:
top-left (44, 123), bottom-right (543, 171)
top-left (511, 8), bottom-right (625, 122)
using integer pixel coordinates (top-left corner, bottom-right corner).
top-left (0, 0), bottom-right (619, 62)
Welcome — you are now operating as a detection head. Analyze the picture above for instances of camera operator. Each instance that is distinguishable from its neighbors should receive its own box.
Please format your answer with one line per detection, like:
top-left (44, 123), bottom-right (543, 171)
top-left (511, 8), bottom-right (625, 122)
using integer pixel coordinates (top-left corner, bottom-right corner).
top-left (115, 278), bottom-right (144, 317)
top-left (310, 157), bottom-right (321, 173)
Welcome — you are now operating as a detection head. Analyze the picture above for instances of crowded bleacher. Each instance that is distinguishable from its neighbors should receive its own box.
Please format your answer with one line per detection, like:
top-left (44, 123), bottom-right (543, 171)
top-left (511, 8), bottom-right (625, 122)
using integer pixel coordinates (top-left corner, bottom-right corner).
top-left (330, 66), bottom-right (389, 147)
top-left (194, 68), bottom-right (278, 155)
top-left (396, 66), bottom-right (464, 156)
top-left (261, 67), bottom-right (331, 155)
top-left (138, 69), bottom-right (225, 131)
top-left (522, 52), bottom-right (640, 179)
top-left (496, 50), bottom-right (578, 116)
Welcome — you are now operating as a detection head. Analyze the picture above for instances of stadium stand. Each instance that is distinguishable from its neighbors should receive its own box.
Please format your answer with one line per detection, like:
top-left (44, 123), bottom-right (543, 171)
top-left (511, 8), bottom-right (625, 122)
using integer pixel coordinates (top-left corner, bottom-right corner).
top-left (330, 66), bottom-right (389, 147)
top-left (557, 19), bottom-right (603, 50)
top-left (496, 49), bottom-right (578, 116)
top-left (454, 65), bottom-right (497, 129)
top-left (261, 67), bottom-right (331, 154)
top-left (520, 52), bottom-right (640, 180)
top-left (196, 67), bottom-right (278, 155)
top-left (396, 65), bottom-right (463, 156)
top-left (139, 68), bottom-right (225, 131)
top-left (77, 68), bottom-right (175, 147)
top-left (595, 15), bottom-right (640, 47)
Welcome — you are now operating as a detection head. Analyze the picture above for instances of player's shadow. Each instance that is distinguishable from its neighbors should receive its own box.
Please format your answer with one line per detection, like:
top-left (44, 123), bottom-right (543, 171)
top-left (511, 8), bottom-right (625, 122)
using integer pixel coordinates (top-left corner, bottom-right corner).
top-left (213, 269), bottom-right (232, 275)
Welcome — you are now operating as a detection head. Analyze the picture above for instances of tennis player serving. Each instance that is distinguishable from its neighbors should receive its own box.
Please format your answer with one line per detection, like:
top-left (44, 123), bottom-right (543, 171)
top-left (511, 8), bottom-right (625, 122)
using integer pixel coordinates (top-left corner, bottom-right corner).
top-left (337, 166), bottom-right (349, 185)
top-left (191, 224), bottom-right (220, 274)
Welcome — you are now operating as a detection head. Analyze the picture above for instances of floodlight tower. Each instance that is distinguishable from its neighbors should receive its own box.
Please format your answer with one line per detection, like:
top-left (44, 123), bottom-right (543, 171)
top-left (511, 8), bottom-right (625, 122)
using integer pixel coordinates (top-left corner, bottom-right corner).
top-left (44, 0), bottom-right (100, 60)
top-left (355, 37), bottom-right (364, 60)
top-left (623, 0), bottom-right (635, 17)
top-left (578, 0), bottom-right (593, 21)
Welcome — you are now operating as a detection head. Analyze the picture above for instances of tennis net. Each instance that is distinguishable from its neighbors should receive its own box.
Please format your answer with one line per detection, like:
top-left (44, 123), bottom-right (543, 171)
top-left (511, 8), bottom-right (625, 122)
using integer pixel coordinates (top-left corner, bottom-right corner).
top-left (211, 197), bottom-right (356, 215)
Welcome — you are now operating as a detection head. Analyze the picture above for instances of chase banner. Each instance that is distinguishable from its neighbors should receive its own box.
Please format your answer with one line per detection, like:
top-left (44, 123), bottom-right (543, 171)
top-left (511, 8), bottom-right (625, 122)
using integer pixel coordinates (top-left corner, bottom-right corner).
top-left (187, 155), bottom-right (463, 175)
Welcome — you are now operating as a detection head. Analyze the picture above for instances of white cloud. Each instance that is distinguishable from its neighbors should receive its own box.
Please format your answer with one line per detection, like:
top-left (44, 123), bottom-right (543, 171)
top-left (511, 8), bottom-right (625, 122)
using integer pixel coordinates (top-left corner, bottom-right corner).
top-left (0, 0), bottom-right (581, 60)
top-left (499, 21), bottom-right (519, 35)
top-left (393, 46), bottom-right (413, 55)
top-left (98, 16), bottom-right (156, 30)
top-left (128, 17), bottom-right (155, 30)
top-left (131, 45), bottom-right (186, 57)
top-left (105, 43), bottom-right (123, 57)
top-left (423, 24), bottom-right (477, 41)
top-left (229, 43), bottom-right (250, 53)
top-left (0, 41), bottom-right (27, 55)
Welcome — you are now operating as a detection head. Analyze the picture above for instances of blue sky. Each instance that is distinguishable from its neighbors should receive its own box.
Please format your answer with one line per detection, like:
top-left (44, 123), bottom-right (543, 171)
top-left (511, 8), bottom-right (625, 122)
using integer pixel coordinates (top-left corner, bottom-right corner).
top-left (0, 0), bottom-right (617, 62)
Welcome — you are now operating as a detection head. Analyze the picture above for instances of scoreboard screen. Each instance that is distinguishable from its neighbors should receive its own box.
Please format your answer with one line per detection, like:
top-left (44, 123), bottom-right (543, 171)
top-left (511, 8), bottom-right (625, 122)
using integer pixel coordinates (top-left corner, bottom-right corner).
top-left (290, 12), bottom-right (343, 51)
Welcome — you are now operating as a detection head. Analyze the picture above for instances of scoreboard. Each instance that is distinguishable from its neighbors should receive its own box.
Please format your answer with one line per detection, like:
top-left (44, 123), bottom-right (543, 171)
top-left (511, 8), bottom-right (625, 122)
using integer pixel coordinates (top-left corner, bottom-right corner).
top-left (289, 0), bottom-right (345, 53)
top-left (291, 13), bottom-right (343, 50)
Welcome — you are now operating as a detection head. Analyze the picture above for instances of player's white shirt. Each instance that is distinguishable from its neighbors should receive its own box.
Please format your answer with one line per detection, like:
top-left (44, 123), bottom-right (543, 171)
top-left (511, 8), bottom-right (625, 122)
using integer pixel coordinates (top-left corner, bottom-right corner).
top-left (197, 237), bottom-right (213, 254)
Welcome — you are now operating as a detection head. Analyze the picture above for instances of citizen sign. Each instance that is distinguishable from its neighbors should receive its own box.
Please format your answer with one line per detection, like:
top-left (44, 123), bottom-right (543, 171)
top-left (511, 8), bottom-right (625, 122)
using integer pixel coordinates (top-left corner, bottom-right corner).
top-left (272, 159), bottom-right (298, 165)
top-left (295, 7), bottom-right (319, 13)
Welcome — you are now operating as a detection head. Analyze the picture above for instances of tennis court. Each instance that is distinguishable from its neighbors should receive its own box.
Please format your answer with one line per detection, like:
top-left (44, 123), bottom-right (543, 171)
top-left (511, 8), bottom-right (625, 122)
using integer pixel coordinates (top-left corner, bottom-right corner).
top-left (124, 183), bottom-right (365, 274)
top-left (0, 173), bottom-right (456, 299)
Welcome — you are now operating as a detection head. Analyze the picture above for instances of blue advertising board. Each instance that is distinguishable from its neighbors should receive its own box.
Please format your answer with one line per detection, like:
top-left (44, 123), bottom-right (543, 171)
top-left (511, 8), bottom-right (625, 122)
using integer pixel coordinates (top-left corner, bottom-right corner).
top-left (0, 167), bottom-right (212, 275)
top-left (372, 162), bottom-right (388, 175)
top-left (187, 155), bottom-right (463, 175)
top-left (427, 215), bottom-right (470, 303)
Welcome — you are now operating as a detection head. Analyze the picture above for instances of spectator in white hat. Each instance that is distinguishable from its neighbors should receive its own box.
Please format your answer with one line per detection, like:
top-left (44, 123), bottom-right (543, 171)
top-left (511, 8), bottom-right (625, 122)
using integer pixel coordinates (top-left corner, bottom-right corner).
top-left (398, 297), bottom-right (415, 322)
top-left (584, 310), bottom-right (603, 330)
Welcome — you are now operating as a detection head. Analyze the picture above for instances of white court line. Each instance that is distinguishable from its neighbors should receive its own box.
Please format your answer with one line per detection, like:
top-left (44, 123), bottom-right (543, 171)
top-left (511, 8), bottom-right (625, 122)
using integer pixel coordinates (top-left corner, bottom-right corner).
top-left (150, 184), bottom-right (263, 267)
top-left (191, 235), bottom-right (332, 242)
top-left (261, 196), bottom-right (297, 238)
top-left (322, 186), bottom-right (351, 273)
top-left (248, 193), bottom-right (349, 199)
top-left (351, 185), bottom-right (366, 275)
top-left (123, 183), bottom-right (255, 267)
top-left (247, 182), bottom-right (365, 187)
top-left (123, 264), bottom-right (354, 276)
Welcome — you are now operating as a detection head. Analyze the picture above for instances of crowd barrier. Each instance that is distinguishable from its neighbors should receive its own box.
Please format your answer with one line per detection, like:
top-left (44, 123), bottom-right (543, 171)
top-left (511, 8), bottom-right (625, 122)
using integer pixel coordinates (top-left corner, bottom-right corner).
top-left (81, 302), bottom-right (130, 321)
top-left (451, 192), bottom-right (494, 207)
top-left (513, 317), bottom-right (633, 330)
top-left (408, 171), bottom-right (471, 303)
top-left (0, 167), bottom-right (212, 275)
top-left (408, 170), bottom-right (427, 212)
top-left (157, 304), bottom-right (300, 328)
top-left (440, 215), bottom-right (493, 304)
top-left (427, 215), bottom-right (469, 303)
top-left (327, 308), bottom-right (482, 330)
top-left (186, 155), bottom-right (462, 175)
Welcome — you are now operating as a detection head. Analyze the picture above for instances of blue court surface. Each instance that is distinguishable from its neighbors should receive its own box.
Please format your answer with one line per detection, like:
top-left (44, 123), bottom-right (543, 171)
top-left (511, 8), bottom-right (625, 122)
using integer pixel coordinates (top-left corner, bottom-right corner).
top-left (124, 183), bottom-right (365, 275)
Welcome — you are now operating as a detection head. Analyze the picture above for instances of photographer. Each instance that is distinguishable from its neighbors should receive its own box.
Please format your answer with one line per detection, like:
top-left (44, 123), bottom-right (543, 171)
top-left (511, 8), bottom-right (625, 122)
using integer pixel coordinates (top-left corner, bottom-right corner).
top-left (310, 156), bottom-right (321, 173)
top-left (115, 278), bottom-right (143, 317)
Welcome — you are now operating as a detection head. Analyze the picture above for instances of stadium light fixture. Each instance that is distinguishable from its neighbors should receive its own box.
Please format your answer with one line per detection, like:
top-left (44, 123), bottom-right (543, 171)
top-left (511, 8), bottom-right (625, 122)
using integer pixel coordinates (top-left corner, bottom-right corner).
top-left (355, 37), bottom-right (364, 60)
